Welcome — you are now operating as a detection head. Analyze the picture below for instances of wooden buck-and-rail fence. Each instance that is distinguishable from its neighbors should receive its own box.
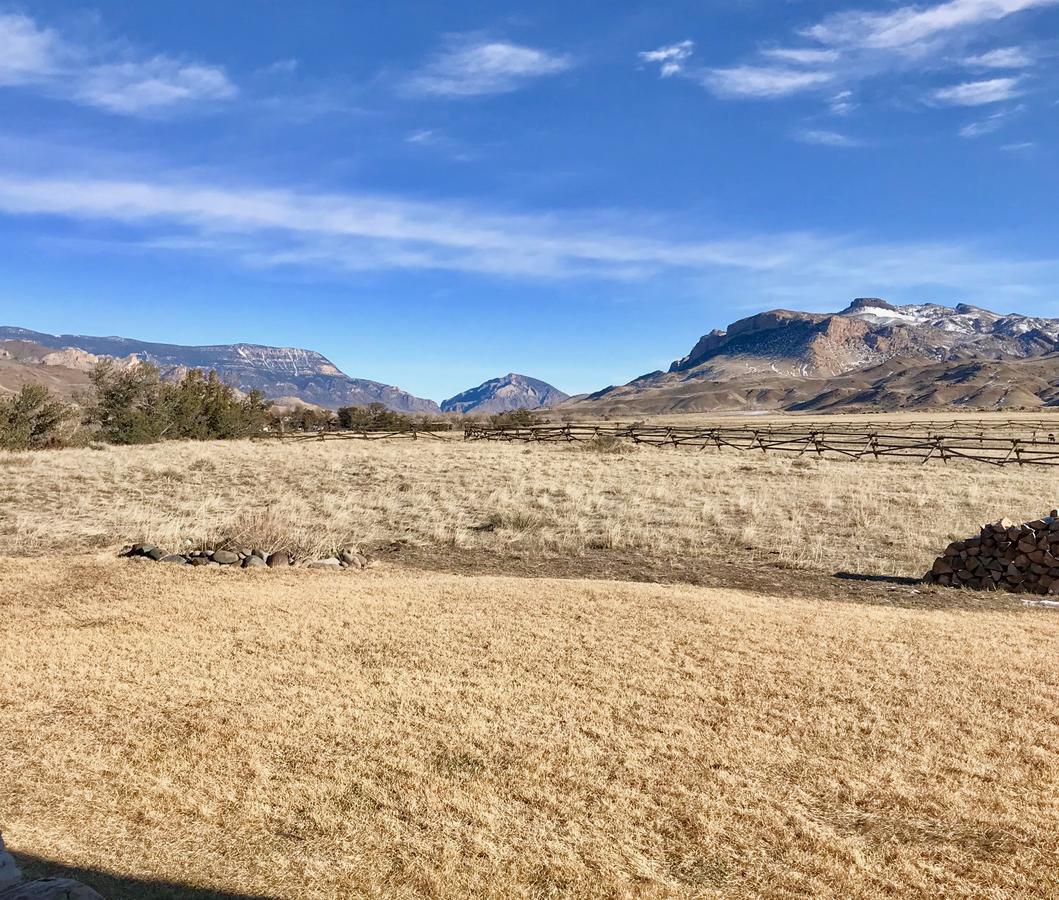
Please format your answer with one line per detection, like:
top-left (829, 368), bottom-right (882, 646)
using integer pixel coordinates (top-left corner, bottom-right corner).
top-left (462, 420), bottom-right (1059, 466)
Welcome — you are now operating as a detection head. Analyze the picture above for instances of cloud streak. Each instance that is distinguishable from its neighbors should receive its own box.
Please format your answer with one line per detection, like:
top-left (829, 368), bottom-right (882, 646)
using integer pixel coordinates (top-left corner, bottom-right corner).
top-left (933, 76), bottom-right (1022, 104)
top-left (0, 172), bottom-right (1054, 304)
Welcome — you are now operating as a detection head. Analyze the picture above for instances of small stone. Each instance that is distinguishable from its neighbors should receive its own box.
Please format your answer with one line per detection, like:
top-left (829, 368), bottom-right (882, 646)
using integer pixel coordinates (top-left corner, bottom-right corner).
top-left (160, 554), bottom-right (188, 564)
top-left (308, 558), bottom-right (342, 569)
top-left (266, 551), bottom-right (289, 568)
top-left (242, 555), bottom-right (267, 568)
top-left (190, 557), bottom-right (211, 566)
top-left (147, 547), bottom-right (168, 561)
top-left (212, 550), bottom-right (240, 566)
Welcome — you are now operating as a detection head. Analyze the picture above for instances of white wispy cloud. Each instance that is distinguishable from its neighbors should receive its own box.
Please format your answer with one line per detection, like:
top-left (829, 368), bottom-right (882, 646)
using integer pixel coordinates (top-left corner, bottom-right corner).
top-left (0, 12), bottom-right (235, 115)
top-left (0, 13), bottom-right (58, 84)
top-left (958, 104), bottom-right (1023, 136)
top-left (828, 90), bottom-right (857, 115)
top-left (1001, 140), bottom-right (1036, 150)
top-left (965, 45), bottom-right (1033, 67)
top-left (933, 76), bottom-right (1021, 105)
top-left (0, 170), bottom-right (1053, 305)
top-left (404, 37), bottom-right (570, 97)
top-left (761, 47), bottom-right (840, 65)
top-left (704, 66), bottom-right (835, 98)
top-left (794, 129), bottom-right (864, 147)
top-left (803, 0), bottom-right (1057, 52)
top-left (646, 0), bottom-right (1054, 137)
top-left (639, 40), bottom-right (695, 77)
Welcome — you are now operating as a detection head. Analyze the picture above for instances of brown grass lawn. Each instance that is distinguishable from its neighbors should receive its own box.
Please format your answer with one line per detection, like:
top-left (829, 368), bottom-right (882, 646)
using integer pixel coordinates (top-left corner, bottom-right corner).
top-left (2, 557), bottom-right (1058, 898)
top-left (2, 436), bottom-right (1058, 575)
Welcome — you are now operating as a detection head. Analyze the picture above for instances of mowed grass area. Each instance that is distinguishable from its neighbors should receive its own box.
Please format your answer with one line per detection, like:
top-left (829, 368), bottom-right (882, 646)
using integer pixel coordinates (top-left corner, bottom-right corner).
top-left (2, 434), bottom-right (1058, 575)
top-left (2, 557), bottom-right (1057, 898)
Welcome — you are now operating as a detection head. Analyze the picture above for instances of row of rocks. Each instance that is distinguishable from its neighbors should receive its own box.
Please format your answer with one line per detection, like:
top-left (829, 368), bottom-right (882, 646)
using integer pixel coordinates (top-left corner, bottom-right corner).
top-left (924, 510), bottom-right (1059, 594)
top-left (121, 543), bottom-right (368, 570)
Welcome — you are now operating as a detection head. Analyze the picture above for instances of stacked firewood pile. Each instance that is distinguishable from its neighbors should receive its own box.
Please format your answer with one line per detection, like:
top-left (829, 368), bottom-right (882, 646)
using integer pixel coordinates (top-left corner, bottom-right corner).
top-left (925, 510), bottom-right (1059, 593)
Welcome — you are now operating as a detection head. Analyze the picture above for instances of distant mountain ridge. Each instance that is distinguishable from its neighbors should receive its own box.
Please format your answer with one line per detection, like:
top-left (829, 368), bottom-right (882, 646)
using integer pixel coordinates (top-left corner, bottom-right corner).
top-left (570, 299), bottom-right (1059, 414)
top-left (0, 326), bottom-right (439, 412)
top-left (441, 373), bottom-right (569, 414)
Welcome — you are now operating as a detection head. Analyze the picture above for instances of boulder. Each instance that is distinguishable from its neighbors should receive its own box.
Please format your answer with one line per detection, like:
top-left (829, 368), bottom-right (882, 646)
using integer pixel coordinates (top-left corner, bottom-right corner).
top-left (266, 552), bottom-right (289, 568)
top-left (146, 547), bottom-right (168, 561)
top-left (242, 555), bottom-right (267, 568)
top-left (211, 550), bottom-right (240, 566)
top-left (308, 558), bottom-right (342, 569)
top-left (160, 555), bottom-right (188, 565)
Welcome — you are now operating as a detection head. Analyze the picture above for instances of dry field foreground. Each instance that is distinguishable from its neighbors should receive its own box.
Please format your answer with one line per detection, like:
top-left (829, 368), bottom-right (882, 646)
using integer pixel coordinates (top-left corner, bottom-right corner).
top-left (2, 557), bottom-right (1058, 899)
top-left (2, 435), bottom-right (1058, 576)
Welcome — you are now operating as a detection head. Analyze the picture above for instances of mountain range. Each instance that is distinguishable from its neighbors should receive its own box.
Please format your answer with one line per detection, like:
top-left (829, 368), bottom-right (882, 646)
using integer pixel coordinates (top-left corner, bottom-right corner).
top-left (0, 326), bottom-right (439, 413)
top-left (570, 299), bottom-right (1059, 414)
top-left (0, 326), bottom-right (569, 415)
top-left (5, 298), bottom-right (1059, 416)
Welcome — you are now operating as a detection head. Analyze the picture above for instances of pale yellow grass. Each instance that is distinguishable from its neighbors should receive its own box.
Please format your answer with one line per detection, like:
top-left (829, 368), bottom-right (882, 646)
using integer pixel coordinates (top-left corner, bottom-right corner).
top-left (1, 557), bottom-right (1056, 898)
top-left (1, 437), bottom-right (1056, 575)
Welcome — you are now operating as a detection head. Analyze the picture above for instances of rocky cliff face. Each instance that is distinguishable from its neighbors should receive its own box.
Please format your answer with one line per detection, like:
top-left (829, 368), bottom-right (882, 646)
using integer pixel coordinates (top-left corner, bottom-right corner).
top-left (0, 327), bottom-right (439, 412)
top-left (570, 299), bottom-right (1059, 415)
top-left (441, 373), bottom-right (569, 415)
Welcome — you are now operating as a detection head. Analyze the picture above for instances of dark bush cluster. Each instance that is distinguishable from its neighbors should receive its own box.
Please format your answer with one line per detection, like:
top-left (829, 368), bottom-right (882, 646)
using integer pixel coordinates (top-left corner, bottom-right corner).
top-left (85, 361), bottom-right (270, 445)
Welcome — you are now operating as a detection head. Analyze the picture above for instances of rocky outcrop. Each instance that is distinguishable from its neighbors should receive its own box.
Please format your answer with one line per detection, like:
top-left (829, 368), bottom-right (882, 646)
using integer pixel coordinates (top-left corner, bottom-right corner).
top-left (441, 373), bottom-right (569, 415)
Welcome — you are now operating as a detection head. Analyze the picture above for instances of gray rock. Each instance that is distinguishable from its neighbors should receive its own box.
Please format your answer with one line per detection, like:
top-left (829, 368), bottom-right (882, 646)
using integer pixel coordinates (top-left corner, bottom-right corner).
top-left (308, 557), bottom-right (342, 569)
top-left (189, 557), bottom-right (212, 567)
top-left (147, 547), bottom-right (168, 561)
top-left (252, 548), bottom-right (267, 560)
top-left (242, 555), bottom-right (267, 568)
top-left (211, 550), bottom-right (240, 566)
top-left (266, 552), bottom-right (289, 568)
top-left (160, 554), bottom-right (189, 565)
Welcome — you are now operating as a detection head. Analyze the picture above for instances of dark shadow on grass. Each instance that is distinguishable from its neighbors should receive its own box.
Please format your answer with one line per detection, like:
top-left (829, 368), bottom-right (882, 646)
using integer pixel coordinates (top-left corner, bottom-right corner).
top-left (833, 571), bottom-right (923, 586)
top-left (12, 853), bottom-right (277, 900)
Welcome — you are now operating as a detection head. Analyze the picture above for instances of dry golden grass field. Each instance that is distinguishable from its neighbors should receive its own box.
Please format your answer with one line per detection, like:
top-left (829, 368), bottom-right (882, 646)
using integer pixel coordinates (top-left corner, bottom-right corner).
top-left (2, 429), bottom-right (1059, 898)
top-left (3, 557), bottom-right (1058, 899)
top-left (1, 433), bottom-right (1058, 575)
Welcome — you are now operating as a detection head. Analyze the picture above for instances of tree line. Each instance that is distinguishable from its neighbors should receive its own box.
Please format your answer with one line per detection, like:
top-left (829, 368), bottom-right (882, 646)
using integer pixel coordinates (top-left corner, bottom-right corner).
top-left (0, 361), bottom-right (548, 451)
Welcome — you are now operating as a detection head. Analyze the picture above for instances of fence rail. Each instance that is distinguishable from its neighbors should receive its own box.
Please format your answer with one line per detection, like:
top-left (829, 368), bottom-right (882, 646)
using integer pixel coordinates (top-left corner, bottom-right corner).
top-left (463, 421), bottom-right (1059, 466)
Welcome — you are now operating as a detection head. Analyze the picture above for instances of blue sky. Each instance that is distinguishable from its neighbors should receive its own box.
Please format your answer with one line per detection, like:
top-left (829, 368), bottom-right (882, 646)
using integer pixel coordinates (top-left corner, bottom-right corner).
top-left (0, 1), bottom-right (1056, 401)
